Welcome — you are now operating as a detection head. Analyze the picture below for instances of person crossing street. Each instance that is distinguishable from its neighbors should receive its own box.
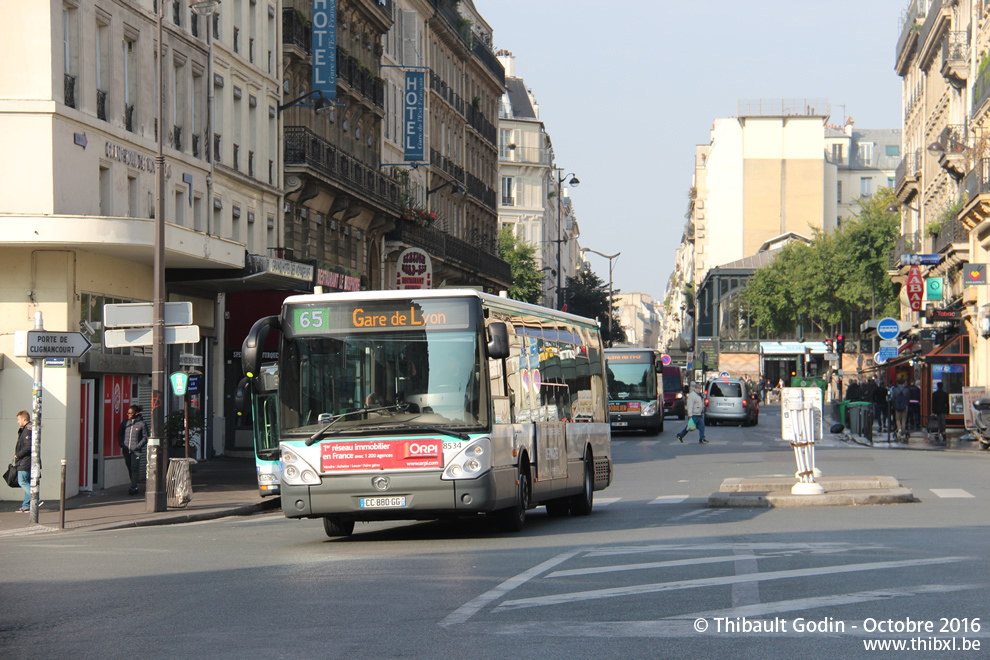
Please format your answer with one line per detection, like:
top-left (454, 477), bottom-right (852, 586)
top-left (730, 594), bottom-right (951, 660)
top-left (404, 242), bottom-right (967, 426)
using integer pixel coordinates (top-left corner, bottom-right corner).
top-left (676, 382), bottom-right (708, 444)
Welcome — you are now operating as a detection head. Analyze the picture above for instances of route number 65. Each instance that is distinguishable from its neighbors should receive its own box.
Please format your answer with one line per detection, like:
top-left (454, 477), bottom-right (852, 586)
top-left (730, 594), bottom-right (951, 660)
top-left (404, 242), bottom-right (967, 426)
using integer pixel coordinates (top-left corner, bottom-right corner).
top-left (297, 309), bottom-right (325, 329)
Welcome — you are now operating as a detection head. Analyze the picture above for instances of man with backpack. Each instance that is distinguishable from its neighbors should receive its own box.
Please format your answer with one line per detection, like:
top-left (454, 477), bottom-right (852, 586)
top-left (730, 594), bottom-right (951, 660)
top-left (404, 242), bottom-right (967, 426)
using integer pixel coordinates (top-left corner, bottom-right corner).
top-left (890, 376), bottom-right (911, 440)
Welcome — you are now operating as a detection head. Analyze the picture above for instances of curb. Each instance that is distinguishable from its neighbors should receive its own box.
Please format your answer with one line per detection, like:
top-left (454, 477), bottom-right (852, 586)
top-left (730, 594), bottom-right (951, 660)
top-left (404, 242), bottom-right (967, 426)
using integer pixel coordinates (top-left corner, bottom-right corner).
top-left (718, 476), bottom-right (901, 492)
top-left (92, 497), bottom-right (282, 532)
top-left (707, 487), bottom-right (918, 508)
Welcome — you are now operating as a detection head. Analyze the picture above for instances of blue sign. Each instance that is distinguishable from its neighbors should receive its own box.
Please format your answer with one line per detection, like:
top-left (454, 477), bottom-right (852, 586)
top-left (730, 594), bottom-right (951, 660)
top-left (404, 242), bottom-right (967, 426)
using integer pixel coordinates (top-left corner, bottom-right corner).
top-left (900, 254), bottom-right (941, 266)
top-left (878, 346), bottom-right (899, 362)
top-left (876, 317), bottom-right (900, 340)
top-left (404, 71), bottom-right (425, 161)
top-left (187, 374), bottom-right (202, 395)
top-left (311, 0), bottom-right (337, 98)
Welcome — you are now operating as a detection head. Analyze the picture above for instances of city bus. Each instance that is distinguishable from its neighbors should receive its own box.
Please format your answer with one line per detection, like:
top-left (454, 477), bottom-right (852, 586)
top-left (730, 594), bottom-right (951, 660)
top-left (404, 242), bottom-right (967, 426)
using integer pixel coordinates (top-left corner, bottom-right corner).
top-left (240, 289), bottom-right (612, 537)
top-left (605, 348), bottom-right (664, 435)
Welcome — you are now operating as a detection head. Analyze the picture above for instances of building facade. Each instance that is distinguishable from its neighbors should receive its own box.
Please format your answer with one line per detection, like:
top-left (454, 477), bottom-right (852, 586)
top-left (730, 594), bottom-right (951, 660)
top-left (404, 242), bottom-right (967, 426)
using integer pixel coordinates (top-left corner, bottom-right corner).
top-left (615, 293), bottom-right (661, 350)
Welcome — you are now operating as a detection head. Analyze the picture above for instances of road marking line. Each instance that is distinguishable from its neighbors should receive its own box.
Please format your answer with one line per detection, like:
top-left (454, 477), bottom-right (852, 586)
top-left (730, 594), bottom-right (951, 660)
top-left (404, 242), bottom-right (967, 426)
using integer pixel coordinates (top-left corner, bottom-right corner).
top-left (440, 549), bottom-right (583, 627)
top-left (594, 497), bottom-right (621, 507)
top-left (494, 557), bottom-right (969, 611)
top-left (584, 542), bottom-right (863, 558)
top-left (546, 554), bottom-right (761, 579)
top-left (732, 547), bottom-right (761, 609)
top-left (682, 583), bottom-right (986, 621)
top-left (930, 488), bottom-right (974, 498)
top-left (648, 495), bottom-right (689, 505)
top-left (742, 441), bottom-right (762, 446)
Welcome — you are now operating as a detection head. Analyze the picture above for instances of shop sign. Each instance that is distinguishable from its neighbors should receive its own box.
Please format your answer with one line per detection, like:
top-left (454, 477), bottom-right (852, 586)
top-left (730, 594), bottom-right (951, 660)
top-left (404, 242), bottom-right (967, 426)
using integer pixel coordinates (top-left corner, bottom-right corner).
top-left (963, 263), bottom-right (987, 286)
top-left (403, 71), bottom-right (425, 161)
top-left (926, 308), bottom-right (961, 323)
top-left (900, 254), bottom-right (940, 266)
top-left (311, 0), bottom-right (337, 98)
top-left (395, 248), bottom-right (432, 289)
top-left (906, 266), bottom-right (924, 311)
top-left (926, 277), bottom-right (943, 300)
top-left (315, 268), bottom-right (360, 292)
top-left (247, 255), bottom-right (314, 281)
top-left (105, 140), bottom-right (170, 178)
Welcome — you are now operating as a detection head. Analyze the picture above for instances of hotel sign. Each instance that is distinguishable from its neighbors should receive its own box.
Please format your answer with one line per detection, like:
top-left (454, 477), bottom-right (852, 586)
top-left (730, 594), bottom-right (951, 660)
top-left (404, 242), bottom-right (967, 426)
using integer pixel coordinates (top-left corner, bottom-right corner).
top-left (404, 71), bottom-right (425, 161)
top-left (105, 140), bottom-right (170, 178)
top-left (312, 0), bottom-right (337, 98)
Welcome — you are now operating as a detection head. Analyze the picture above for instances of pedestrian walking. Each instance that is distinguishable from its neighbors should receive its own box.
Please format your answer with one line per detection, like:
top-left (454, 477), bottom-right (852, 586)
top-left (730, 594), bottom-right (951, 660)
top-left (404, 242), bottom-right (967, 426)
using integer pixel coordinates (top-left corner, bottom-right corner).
top-left (758, 376), bottom-right (768, 404)
top-left (891, 376), bottom-right (911, 440)
top-left (931, 381), bottom-right (950, 444)
top-left (908, 381), bottom-right (922, 430)
top-left (118, 405), bottom-right (149, 495)
top-left (872, 380), bottom-right (888, 432)
top-left (676, 382), bottom-right (708, 444)
top-left (13, 410), bottom-right (32, 512)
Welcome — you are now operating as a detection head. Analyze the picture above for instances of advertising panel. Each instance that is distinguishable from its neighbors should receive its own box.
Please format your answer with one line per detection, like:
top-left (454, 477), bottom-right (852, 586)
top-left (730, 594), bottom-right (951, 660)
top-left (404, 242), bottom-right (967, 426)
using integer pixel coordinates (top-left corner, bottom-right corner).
top-left (320, 439), bottom-right (443, 471)
top-left (404, 71), bottom-right (425, 160)
top-left (312, 0), bottom-right (337, 97)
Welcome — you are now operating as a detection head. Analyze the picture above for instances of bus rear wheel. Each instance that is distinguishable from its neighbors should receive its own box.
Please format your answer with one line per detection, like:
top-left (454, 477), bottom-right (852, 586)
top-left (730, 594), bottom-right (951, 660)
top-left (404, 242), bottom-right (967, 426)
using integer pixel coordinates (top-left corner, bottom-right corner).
top-left (569, 451), bottom-right (594, 516)
top-left (323, 517), bottom-right (355, 538)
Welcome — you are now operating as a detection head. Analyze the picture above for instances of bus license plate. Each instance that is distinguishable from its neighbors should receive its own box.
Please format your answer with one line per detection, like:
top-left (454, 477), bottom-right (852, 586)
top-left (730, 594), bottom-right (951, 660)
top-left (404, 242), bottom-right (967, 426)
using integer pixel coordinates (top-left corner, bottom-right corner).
top-left (612, 421), bottom-right (629, 427)
top-left (360, 496), bottom-right (406, 508)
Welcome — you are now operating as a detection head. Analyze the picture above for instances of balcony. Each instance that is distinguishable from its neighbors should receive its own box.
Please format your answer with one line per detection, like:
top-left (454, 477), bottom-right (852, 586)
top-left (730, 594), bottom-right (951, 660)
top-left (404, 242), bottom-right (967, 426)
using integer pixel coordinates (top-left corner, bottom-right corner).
top-left (894, 149), bottom-right (921, 203)
top-left (933, 124), bottom-right (968, 181)
top-left (284, 126), bottom-right (401, 213)
top-left (941, 30), bottom-right (968, 88)
top-left (466, 172), bottom-right (496, 211)
top-left (64, 74), bottom-right (76, 108)
top-left (430, 149), bottom-right (465, 183)
top-left (465, 103), bottom-right (496, 146)
top-left (96, 89), bottom-right (107, 121)
top-left (385, 221), bottom-right (511, 284)
top-left (501, 195), bottom-right (515, 207)
top-left (337, 47), bottom-right (385, 109)
top-left (960, 158), bottom-right (990, 232)
top-left (888, 231), bottom-right (921, 271)
top-left (283, 9), bottom-right (311, 54)
top-left (430, 71), bottom-right (465, 115)
top-left (895, 0), bottom-right (923, 76)
top-left (472, 39), bottom-right (505, 87)
top-left (974, 64), bottom-right (990, 120)
top-left (932, 211), bottom-right (969, 255)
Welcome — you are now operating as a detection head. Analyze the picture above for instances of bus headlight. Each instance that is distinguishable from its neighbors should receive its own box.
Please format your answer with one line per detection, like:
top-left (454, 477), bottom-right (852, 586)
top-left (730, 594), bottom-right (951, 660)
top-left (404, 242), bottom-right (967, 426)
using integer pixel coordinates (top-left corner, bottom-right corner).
top-left (642, 402), bottom-right (658, 416)
top-left (442, 438), bottom-right (492, 480)
top-left (280, 444), bottom-right (322, 487)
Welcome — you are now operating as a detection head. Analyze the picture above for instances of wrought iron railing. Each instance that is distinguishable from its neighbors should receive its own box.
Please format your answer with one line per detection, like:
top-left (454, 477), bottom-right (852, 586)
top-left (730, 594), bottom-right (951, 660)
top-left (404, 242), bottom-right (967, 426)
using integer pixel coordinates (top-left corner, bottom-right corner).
top-left (171, 125), bottom-right (182, 151)
top-left (932, 211), bottom-right (969, 254)
top-left (888, 231), bottom-right (921, 270)
top-left (214, 133), bottom-right (222, 163)
top-left (895, 0), bottom-right (922, 66)
top-left (124, 104), bottom-right (135, 132)
top-left (283, 9), bottom-right (310, 52)
top-left (233, 143), bottom-right (240, 170)
top-left (501, 196), bottom-right (514, 207)
top-left (430, 71), bottom-right (465, 115)
top-left (895, 149), bottom-right (921, 188)
top-left (337, 47), bottom-right (384, 108)
top-left (430, 149), bottom-right (465, 183)
top-left (465, 103), bottom-right (496, 145)
top-left (284, 126), bottom-right (401, 212)
top-left (472, 39), bottom-right (505, 87)
top-left (192, 133), bottom-right (200, 158)
top-left (943, 30), bottom-right (968, 64)
top-left (385, 221), bottom-right (510, 283)
top-left (249, 150), bottom-right (255, 178)
top-left (96, 89), bottom-right (107, 120)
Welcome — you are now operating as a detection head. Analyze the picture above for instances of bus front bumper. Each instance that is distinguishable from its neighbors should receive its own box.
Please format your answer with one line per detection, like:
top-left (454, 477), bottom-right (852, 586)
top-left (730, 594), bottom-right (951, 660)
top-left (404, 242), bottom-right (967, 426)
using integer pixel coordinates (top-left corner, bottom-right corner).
top-left (280, 467), bottom-right (513, 520)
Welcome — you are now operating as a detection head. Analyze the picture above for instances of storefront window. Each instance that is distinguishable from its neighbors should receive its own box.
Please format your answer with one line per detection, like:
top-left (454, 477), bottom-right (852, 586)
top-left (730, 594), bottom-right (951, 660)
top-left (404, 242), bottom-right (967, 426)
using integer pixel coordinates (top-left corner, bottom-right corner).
top-left (931, 363), bottom-right (966, 415)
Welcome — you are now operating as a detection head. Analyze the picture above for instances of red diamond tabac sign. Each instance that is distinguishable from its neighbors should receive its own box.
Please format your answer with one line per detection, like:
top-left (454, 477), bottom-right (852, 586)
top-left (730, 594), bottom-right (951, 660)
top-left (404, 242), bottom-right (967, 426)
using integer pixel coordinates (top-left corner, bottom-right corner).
top-left (907, 265), bottom-right (924, 312)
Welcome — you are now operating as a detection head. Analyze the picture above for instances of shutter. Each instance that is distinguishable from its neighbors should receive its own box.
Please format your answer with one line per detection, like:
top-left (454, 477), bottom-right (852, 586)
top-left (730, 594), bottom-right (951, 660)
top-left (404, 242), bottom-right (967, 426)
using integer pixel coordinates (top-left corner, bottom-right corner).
top-left (402, 10), bottom-right (417, 66)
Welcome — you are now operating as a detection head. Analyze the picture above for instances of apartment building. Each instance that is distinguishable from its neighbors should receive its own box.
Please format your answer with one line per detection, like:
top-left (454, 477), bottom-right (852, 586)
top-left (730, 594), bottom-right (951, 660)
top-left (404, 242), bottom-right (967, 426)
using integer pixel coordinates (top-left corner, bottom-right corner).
top-left (615, 293), bottom-right (661, 350)
top-left (826, 122), bottom-right (901, 223)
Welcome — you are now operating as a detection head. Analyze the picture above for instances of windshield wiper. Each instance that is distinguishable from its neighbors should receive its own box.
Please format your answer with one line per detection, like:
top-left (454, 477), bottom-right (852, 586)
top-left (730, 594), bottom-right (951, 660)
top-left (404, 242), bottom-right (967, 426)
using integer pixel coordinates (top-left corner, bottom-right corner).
top-left (305, 403), bottom-right (409, 445)
top-left (386, 417), bottom-right (470, 440)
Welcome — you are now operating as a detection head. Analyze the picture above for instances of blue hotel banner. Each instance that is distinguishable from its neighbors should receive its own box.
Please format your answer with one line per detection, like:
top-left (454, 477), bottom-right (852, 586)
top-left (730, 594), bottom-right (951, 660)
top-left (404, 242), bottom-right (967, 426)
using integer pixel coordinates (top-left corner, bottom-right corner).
top-left (312, 0), bottom-right (337, 98)
top-left (404, 71), bottom-right (425, 161)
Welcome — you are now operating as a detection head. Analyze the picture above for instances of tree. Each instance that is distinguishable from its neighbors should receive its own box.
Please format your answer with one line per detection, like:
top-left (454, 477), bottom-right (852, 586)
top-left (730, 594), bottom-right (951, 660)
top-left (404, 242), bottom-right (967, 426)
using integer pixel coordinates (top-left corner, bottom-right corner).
top-left (565, 270), bottom-right (627, 347)
top-left (497, 226), bottom-right (543, 304)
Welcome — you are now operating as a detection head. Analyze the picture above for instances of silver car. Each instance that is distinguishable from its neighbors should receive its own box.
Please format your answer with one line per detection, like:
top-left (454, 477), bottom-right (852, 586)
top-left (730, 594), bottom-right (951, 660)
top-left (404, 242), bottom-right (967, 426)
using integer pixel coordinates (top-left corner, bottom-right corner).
top-left (705, 377), bottom-right (759, 426)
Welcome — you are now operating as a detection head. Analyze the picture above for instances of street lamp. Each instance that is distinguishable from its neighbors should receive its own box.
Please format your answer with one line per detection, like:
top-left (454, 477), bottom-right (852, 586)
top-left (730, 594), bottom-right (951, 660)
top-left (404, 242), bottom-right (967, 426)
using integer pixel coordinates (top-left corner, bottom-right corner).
top-left (584, 248), bottom-right (620, 347)
top-left (554, 169), bottom-right (579, 309)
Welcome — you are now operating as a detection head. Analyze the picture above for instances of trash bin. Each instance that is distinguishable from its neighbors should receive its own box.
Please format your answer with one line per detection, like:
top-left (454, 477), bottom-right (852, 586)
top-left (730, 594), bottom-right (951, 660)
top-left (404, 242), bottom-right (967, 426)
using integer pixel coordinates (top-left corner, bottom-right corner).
top-left (848, 402), bottom-right (871, 436)
top-left (833, 400), bottom-right (850, 427)
top-left (166, 457), bottom-right (197, 509)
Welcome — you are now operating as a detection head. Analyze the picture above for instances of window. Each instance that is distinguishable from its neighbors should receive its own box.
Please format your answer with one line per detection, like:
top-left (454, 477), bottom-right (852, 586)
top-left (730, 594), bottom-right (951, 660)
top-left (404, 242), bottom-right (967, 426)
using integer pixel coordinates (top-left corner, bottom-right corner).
top-left (837, 180), bottom-right (842, 203)
top-left (886, 144), bottom-right (900, 157)
top-left (499, 129), bottom-right (511, 158)
top-left (858, 142), bottom-right (873, 165)
top-left (127, 175), bottom-right (138, 217)
top-left (62, 6), bottom-right (78, 108)
top-left (96, 21), bottom-right (109, 120)
top-left (501, 177), bottom-right (513, 206)
top-left (831, 143), bottom-right (843, 163)
top-left (887, 176), bottom-right (895, 188)
top-left (860, 177), bottom-right (872, 197)
top-left (175, 189), bottom-right (186, 226)
top-left (99, 166), bottom-right (112, 216)
top-left (123, 37), bottom-right (136, 131)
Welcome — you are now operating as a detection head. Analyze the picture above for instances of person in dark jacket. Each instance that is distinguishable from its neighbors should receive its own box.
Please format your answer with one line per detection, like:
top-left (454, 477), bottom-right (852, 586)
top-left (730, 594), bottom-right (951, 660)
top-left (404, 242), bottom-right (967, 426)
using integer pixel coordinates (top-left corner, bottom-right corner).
top-left (931, 382), bottom-right (950, 443)
top-left (118, 405), bottom-right (149, 495)
top-left (13, 410), bottom-right (33, 512)
top-left (872, 381), bottom-right (888, 432)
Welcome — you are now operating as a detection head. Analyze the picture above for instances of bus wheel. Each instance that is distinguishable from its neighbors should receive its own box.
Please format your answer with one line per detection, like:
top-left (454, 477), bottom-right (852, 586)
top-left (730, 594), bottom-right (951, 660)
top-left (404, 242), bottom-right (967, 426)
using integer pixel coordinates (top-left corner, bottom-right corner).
top-left (498, 467), bottom-right (530, 532)
top-left (569, 451), bottom-right (594, 516)
top-left (545, 499), bottom-right (570, 517)
top-left (323, 517), bottom-right (355, 538)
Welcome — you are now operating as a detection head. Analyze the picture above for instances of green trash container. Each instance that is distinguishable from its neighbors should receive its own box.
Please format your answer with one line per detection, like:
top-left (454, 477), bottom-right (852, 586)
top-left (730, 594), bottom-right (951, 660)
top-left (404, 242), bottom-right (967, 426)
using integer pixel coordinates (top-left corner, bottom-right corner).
top-left (834, 400), bottom-right (850, 427)
top-left (848, 401), bottom-right (871, 435)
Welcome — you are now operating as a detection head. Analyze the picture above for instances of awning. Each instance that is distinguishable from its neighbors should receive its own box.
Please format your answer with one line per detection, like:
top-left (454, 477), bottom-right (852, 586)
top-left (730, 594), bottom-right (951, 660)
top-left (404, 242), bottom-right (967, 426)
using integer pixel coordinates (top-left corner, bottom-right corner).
top-left (761, 341), bottom-right (829, 355)
top-left (169, 255), bottom-right (315, 293)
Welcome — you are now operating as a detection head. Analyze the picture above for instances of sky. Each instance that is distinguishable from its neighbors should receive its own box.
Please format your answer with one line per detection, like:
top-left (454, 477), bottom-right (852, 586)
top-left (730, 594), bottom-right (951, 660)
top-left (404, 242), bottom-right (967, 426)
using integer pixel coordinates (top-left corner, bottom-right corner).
top-left (476, 0), bottom-right (907, 304)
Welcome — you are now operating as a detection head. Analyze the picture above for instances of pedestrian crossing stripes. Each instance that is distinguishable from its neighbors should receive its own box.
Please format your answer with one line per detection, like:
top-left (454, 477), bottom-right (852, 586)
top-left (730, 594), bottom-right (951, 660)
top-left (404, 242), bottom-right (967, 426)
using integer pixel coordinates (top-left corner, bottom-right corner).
top-left (930, 488), bottom-right (975, 498)
top-left (649, 495), bottom-right (689, 505)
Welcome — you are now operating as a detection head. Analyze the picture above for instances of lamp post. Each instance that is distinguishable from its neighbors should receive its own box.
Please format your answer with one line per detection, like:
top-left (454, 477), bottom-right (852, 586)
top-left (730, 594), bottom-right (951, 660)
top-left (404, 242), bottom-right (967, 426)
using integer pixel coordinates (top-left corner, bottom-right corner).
top-left (584, 248), bottom-right (620, 347)
top-left (554, 169), bottom-right (579, 309)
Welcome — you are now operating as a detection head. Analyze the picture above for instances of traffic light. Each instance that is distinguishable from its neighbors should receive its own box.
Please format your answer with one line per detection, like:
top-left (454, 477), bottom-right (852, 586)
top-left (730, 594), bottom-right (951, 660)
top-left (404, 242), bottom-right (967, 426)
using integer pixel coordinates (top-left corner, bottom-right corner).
top-left (825, 338), bottom-right (833, 352)
top-left (835, 334), bottom-right (845, 354)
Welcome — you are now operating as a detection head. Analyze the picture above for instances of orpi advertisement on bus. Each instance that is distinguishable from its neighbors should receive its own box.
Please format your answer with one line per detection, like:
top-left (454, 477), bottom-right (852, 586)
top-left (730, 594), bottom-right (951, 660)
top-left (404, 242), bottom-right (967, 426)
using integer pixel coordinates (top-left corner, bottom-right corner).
top-left (320, 439), bottom-right (443, 471)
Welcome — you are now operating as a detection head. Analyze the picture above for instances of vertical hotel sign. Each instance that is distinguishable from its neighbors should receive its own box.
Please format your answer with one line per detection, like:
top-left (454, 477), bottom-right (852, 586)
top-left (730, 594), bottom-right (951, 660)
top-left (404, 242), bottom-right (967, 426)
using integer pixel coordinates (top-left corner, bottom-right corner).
top-left (312, 0), bottom-right (337, 98)
top-left (404, 71), bottom-right (425, 161)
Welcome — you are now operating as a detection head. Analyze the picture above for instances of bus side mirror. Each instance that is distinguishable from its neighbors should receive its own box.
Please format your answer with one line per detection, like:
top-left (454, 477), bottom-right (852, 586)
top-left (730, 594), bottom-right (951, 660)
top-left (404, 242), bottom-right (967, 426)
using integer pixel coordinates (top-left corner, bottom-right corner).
top-left (234, 377), bottom-right (250, 416)
top-left (487, 321), bottom-right (509, 360)
top-left (242, 315), bottom-right (280, 377)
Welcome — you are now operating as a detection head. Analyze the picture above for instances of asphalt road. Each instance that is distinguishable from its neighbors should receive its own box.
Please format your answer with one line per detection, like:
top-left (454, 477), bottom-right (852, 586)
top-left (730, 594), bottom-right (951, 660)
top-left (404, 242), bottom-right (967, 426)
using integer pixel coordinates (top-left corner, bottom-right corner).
top-left (4, 407), bottom-right (990, 659)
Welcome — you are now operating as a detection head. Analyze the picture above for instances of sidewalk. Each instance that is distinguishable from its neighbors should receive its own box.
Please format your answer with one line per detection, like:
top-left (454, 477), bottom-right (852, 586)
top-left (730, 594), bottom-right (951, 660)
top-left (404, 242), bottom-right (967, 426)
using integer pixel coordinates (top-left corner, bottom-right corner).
top-left (0, 456), bottom-right (280, 537)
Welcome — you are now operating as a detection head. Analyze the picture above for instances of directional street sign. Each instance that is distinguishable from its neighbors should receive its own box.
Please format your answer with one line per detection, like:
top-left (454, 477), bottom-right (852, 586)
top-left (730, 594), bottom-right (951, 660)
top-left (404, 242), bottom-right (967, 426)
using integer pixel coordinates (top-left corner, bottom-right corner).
top-left (13, 330), bottom-right (92, 359)
top-left (104, 325), bottom-right (200, 348)
top-left (878, 346), bottom-right (899, 362)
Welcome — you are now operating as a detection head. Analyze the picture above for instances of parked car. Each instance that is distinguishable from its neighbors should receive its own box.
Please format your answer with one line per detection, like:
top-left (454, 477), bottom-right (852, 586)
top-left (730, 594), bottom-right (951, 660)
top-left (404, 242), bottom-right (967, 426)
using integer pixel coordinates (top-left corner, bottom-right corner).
top-left (705, 377), bottom-right (759, 426)
top-left (662, 366), bottom-right (686, 419)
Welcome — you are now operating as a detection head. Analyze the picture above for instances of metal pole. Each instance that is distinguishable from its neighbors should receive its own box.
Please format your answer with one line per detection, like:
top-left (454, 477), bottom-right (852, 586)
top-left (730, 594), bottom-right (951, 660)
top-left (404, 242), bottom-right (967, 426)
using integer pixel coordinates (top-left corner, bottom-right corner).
top-left (556, 172), bottom-right (562, 309)
top-left (59, 459), bottom-right (66, 530)
top-left (607, 257), bottom-right (614, 346)
top-left (29, 311), bottom-right (43, 524)
top-left (148, 1), bottom-right (167, 512)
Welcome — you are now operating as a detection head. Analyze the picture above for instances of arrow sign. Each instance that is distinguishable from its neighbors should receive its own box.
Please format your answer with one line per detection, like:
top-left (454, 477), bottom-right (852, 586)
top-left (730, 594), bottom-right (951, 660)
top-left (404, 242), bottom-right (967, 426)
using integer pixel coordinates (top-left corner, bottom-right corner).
top-left (14, 330), bottom-right (92, 359)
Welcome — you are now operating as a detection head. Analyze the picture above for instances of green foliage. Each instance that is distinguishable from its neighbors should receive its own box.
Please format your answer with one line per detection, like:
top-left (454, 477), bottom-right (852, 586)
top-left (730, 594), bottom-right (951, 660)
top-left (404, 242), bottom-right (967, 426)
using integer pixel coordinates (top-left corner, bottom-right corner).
top-left (743, 187), bottom-right (902, 333)
top-left (565, 270), bottom-right (627, 347)
top-left (497, 226), bottom-right (543, 304)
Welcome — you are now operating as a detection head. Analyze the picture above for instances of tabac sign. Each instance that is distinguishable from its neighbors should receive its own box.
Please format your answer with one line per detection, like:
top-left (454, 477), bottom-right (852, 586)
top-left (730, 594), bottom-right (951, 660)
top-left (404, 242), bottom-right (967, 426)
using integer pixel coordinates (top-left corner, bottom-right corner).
top-left (906, 265), bottom-right (924, 312)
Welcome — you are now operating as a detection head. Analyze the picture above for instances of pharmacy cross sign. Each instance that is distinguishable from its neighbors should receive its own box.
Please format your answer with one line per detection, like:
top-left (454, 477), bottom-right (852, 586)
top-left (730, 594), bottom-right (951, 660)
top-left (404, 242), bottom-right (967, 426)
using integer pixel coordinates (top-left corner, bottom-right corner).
top-left (906, 266), bottom-right (925, 312)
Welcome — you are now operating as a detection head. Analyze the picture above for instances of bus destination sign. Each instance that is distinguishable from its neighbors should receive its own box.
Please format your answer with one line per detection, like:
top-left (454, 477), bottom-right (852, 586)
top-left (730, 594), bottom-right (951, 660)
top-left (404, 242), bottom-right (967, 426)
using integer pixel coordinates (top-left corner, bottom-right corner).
top-left (290, 300), bottom-right (471, 335)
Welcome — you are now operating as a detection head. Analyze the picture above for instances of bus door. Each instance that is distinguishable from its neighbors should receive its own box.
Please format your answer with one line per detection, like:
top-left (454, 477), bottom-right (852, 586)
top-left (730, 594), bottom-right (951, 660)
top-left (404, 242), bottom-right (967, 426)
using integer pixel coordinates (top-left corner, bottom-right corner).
top-left (535, 382), bottom-right (569, 481)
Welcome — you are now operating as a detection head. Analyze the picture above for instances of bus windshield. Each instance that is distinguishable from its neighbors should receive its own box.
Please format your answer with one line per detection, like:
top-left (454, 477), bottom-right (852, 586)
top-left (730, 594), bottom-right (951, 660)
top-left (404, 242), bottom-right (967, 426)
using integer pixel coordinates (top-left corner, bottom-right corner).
top-left (279, 298), bottom-right (487, 436)
top-left (606, 354), bottom-right (657, 401)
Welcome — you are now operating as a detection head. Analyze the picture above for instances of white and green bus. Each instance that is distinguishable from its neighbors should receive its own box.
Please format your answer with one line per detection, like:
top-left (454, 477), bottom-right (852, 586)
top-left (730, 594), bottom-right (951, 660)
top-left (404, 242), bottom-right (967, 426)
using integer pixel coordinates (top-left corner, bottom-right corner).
top-left (240, 289), bottom-right (612, 538)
